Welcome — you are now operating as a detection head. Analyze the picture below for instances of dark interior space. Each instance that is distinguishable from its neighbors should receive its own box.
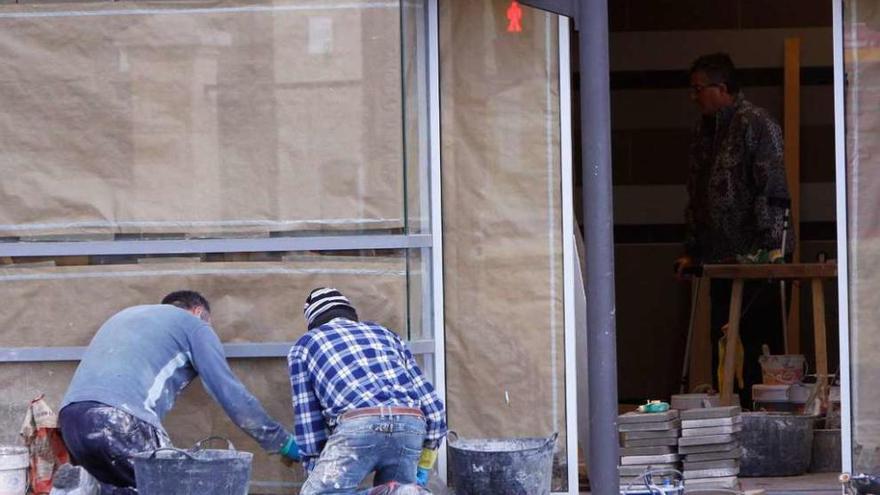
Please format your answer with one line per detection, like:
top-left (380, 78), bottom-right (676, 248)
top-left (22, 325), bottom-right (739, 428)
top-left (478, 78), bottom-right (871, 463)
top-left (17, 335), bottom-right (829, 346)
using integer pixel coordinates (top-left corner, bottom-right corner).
top-left (568, 0), bottom-right (838, 404)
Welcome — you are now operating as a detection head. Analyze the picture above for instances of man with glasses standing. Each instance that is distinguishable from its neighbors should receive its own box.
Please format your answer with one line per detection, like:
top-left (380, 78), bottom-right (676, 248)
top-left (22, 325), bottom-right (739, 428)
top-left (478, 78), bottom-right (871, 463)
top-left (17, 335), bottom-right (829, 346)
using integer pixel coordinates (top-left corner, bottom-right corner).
top-left (674, 53), bottom-right (793, 406)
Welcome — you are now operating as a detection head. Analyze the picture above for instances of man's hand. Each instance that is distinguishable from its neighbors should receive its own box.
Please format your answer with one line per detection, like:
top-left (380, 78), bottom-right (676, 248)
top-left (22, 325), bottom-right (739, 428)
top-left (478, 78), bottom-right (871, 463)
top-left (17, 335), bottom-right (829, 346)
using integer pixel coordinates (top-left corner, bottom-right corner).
top-left (416, 448), bottom-right (437, 487)
top-left (279, 436), bottom-right (301, 463)
top-left (674, 255), bottom-right (694, 281)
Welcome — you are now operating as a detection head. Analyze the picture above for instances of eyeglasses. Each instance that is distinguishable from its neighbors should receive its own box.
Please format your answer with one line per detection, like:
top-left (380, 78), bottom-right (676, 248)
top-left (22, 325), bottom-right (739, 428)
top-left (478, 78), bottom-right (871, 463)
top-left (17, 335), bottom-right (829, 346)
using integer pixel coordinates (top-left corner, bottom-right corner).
top-left (690, 83), bottom-right (720, 94)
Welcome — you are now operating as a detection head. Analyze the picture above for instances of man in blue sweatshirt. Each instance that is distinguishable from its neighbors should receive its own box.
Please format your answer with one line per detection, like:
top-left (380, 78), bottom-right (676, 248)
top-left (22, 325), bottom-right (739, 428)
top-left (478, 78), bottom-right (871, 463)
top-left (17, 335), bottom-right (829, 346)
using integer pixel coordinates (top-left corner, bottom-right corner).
top-left (59, 290), bottom-right (300, 494)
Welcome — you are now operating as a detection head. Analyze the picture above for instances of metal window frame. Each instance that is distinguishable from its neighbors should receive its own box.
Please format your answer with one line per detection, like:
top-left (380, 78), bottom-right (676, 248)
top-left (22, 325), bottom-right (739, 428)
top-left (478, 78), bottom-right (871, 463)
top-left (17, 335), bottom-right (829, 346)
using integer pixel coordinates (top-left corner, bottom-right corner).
top-left (833, 0), bottom-right (853, 473)
top-left (0, 0), bottom-right (442, 386)
top-left (559, 16), bottom-right (580, 495)
top-left (0, 231), bottom-right (439, 364)
top-left (0, 3), bottom-right (443, 493)
top-left (0, 234), bottom-right (432, 258)
top-left (0, 340), bottom-right (438, 363)
top-left (426, 0), bottom-right (449, 483)
top-left (0, 1), bottom-right (581, 492)
top-left (422, 3), bottom-right (577, 491)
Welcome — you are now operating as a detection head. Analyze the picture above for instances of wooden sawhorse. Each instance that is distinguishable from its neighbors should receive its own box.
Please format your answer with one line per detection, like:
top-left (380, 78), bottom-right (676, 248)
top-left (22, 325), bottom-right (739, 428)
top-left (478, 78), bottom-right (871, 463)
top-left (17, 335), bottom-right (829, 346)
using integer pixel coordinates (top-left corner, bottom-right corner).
top-left (700, 262), bottom-right (838, 407)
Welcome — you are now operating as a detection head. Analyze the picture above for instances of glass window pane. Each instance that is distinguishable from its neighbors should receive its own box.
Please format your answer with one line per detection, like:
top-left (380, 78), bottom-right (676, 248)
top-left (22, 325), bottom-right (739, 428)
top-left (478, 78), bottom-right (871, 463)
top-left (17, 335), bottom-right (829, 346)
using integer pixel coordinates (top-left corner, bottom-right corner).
top-left (402, 0), bottom-right (430, 234)
top-left (440, 1), bottom-right (568, 490)
top-left (845, 0), bottom-right (880, 473)
top-left (0, 0), bottom-right (409, 238)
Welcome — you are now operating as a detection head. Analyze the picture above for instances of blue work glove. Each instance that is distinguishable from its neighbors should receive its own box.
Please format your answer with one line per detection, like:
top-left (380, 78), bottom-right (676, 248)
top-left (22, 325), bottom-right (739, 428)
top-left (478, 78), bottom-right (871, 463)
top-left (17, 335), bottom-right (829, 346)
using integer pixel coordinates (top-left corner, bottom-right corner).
top-left (280, 436), bottom-right (301, 462)
top-left (416, 467), bottom-right (430, 487)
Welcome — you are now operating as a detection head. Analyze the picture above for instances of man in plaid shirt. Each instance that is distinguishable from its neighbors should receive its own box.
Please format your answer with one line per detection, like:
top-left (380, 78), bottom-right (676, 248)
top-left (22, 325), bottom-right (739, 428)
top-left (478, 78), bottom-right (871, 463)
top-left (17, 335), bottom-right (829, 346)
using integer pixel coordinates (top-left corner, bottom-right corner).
top-left (288, 288), bottom-right (447, 495)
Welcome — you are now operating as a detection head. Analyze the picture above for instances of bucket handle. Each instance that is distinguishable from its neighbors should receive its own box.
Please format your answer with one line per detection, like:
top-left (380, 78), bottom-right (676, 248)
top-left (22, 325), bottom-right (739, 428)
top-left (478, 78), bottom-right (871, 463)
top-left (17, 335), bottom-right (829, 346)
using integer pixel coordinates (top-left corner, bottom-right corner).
top-left (446, 431), bottom-right (558, 448)
top-left (446, 431), bottom-right (459, 446)
top-left (147, 447), bottom-right (197, 460)
top-left (192, 436), bottom-right (236, 452)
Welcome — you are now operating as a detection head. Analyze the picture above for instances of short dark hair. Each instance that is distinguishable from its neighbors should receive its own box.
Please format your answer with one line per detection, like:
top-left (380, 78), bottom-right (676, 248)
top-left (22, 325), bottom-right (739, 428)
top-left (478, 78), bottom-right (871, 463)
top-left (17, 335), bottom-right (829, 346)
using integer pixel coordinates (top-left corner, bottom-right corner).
top-left (690, 53), bottom-right (740, 95)
top-left (161, 290), bottom-right (210, 313)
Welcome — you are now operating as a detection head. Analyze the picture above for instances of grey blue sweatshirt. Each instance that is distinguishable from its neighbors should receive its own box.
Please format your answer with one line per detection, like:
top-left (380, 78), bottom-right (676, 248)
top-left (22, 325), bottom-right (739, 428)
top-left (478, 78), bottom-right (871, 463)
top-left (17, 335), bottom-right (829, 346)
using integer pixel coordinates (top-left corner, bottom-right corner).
top-left (62, 304), bottom-right (290, 453)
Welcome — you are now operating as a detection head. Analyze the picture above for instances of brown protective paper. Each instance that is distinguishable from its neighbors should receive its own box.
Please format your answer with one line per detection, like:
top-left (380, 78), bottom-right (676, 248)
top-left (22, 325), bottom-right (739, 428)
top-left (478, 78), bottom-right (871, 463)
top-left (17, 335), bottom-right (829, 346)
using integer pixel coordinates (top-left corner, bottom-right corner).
top-left (0, 254), bottom-right (409, 492)
top-left (0, 257), bottom-right (408, 347)
top-left (163, 359), bottom-right (305, 489)
top-left (0, 360), bottom-right (303, 490)
top-left (845, 1), bottom-right (880, 473)
top-left (440, 0), bottom-right (568, 488)
top-left (0, 0), bottom-right (571, 490)
top-left (0, 0), bottom-right (403, 238)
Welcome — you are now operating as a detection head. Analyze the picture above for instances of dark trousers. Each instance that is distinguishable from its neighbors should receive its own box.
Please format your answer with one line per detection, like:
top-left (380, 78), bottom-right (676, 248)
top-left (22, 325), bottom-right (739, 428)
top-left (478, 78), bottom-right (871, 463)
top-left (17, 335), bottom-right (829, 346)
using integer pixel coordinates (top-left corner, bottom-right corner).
top-left (710, 279), bottom-right (789, 407)
top-left (59, 401), bottom-right (166, 495)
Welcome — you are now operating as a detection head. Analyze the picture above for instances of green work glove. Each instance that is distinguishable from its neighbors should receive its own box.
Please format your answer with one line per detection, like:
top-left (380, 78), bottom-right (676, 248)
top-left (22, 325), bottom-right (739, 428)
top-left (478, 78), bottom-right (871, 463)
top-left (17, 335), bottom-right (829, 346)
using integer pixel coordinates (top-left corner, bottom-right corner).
top-left (736, 248), bottom-right (783, 264)
top-left (280, 436), bottom-right (301, 462)
top-left (416, 448), bottom-right (437, 487)
top-left (637, 401), bottom-right (670, 413)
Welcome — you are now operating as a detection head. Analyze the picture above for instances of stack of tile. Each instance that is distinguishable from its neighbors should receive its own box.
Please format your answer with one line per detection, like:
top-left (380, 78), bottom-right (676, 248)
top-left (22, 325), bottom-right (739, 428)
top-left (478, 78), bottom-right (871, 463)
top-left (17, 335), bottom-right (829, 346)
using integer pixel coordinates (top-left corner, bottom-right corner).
top-left (678, 406), bottom-right (743, 491)
top-left (618, 409), bottom-right (681, 490)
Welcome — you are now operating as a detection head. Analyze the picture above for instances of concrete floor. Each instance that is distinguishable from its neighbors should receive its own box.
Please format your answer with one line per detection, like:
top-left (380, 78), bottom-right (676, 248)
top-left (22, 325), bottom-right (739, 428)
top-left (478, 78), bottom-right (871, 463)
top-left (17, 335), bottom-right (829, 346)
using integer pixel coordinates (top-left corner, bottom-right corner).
top-left (580, 472), bottom-right (841, 494)
top-left (740, 473), bottom-right (841, 494)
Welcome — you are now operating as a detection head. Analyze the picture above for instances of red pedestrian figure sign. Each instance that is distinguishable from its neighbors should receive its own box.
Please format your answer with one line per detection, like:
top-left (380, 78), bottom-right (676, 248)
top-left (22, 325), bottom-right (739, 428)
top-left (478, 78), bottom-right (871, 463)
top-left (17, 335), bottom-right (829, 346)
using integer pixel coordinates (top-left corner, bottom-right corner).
top-left (507, 0), bottom-right (523, 33)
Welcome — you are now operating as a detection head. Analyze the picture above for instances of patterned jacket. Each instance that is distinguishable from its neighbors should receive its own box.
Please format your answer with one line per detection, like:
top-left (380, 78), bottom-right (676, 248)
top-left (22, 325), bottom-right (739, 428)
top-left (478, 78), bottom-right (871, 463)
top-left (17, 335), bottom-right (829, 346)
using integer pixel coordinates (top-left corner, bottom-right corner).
top-left (685, 94), bottom-right (794, 262)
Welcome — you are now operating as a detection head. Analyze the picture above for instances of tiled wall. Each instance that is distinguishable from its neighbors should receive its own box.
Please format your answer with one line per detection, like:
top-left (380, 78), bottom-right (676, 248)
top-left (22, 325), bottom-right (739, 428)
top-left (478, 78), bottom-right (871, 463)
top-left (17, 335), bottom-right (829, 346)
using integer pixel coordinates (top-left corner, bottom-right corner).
top-left (570, 0), bottom-right (838, 401)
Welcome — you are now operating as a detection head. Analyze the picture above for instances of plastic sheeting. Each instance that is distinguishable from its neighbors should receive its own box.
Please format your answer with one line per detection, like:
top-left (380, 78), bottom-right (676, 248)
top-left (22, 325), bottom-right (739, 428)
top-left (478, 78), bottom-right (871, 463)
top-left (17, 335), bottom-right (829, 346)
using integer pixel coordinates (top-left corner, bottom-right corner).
top-left (0, 0), bottom-right (405, 237)
top-left (439, 1), bottom-right (568, 489)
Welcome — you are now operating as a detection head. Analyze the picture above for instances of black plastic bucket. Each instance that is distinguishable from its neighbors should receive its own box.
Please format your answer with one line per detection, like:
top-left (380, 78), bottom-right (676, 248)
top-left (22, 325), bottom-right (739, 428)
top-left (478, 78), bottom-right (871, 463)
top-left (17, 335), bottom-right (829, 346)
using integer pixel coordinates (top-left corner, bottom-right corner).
top-left (447, 432), bottom-right (557, 495)
top-left (740, 412), bottom-right (815, 477)
top-left (132, 437), bottom-right (253, 495)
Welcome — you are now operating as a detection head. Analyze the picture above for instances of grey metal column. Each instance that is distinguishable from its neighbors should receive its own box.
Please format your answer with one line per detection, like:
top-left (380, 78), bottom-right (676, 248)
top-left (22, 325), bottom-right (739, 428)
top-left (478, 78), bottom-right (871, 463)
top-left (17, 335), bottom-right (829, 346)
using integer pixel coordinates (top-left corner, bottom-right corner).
top-left (518, 0), bottom-right (619, 492)
top-left (579, 2), bottom-right (619, 494)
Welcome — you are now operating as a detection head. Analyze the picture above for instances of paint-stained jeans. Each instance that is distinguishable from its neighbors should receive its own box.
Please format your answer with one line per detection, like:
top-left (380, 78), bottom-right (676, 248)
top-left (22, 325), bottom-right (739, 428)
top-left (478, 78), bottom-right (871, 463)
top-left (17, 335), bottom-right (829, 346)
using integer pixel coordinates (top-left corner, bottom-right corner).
top-left (300, 414), bottom-right (426, 495)
top-left (59, 401), bottom-right (170, 495)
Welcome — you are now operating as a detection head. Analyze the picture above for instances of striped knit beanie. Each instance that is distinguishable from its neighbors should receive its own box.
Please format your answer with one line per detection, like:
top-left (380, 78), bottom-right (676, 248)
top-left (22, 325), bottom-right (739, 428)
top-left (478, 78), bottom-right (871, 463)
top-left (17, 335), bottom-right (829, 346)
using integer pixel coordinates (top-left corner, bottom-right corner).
top-left (303, 287), bottom-right (358, 329)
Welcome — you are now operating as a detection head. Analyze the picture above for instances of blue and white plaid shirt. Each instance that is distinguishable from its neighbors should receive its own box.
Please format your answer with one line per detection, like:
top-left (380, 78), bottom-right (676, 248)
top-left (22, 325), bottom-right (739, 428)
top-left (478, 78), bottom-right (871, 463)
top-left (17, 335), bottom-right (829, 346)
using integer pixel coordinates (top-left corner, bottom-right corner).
top-left (287, 318), bottom-right (447, 471)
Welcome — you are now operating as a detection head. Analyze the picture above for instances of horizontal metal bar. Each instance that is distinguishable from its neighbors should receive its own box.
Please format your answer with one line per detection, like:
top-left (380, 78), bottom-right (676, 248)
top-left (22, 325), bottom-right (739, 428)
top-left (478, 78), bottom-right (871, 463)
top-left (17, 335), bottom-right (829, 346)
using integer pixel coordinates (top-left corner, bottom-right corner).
top-left (0, 346), bottom-right (87, 362)
top-left (0, 339), bottom-right (436, 363)
top-left (407, 339), bottom-right (434, 355)
top-left (0, 234), bottom-right (432, 257)
top-left (518, 0), bottom-right (576, 19)
top-left (225, 343), bottom-right (293, 358)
